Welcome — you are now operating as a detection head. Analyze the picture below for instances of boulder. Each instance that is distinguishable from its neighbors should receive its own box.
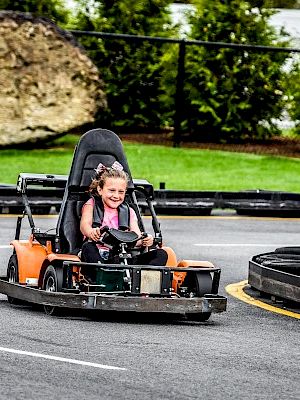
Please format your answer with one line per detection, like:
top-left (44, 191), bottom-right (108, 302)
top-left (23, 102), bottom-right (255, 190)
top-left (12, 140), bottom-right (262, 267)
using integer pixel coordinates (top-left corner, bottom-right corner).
top-left (0, 11), bottom-right (106, 146)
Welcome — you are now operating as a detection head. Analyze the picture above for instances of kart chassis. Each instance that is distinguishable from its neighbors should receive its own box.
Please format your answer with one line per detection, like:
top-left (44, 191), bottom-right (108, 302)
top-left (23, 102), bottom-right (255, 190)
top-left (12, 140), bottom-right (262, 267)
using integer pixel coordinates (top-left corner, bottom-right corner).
top-left (0, 129), bottom-right (227, 319)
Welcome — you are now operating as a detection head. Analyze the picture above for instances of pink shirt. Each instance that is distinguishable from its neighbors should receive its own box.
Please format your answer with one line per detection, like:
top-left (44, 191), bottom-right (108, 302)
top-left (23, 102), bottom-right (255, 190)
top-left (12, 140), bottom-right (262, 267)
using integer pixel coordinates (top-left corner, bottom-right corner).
top-left (82, 198), bottom-right (138, 251)
top-left (83, 197), bottom-right (137, 230)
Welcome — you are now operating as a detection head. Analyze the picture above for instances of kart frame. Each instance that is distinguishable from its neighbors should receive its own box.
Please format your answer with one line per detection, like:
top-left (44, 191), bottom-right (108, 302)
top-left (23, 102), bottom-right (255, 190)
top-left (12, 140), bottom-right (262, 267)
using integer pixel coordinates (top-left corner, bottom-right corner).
top-left (0, 129), bottom-right (227, 319)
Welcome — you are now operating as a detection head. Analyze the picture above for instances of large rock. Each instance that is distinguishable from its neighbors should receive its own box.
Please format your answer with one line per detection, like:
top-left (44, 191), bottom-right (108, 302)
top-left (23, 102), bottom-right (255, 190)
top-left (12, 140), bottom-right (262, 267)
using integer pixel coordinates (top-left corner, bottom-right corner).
top-left (0, 11), bottom-right (106, 146)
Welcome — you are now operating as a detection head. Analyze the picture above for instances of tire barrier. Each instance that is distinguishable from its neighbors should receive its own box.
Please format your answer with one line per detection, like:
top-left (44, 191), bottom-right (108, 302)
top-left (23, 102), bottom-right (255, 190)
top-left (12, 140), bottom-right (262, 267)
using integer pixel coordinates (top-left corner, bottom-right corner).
top-left (152, 189), bottom-right (300, 216)
top-left (2, 185), bottom-right (300, 216)
top-left (0, 185), bottom-right (64, 215)
top-left (249, 248), bottom-right (300, 304)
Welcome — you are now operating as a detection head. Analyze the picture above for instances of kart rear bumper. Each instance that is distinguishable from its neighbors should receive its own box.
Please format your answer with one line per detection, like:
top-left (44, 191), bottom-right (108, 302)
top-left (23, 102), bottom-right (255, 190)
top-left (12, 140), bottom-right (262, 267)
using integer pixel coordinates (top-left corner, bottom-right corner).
top-left (0, 278), bottom-right (226, 314)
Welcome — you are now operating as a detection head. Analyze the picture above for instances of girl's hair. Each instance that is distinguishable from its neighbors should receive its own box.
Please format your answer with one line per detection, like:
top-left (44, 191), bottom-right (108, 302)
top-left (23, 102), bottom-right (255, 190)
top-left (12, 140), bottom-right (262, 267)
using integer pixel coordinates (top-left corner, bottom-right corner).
top-left (89, 165), bottom-right (129, 196)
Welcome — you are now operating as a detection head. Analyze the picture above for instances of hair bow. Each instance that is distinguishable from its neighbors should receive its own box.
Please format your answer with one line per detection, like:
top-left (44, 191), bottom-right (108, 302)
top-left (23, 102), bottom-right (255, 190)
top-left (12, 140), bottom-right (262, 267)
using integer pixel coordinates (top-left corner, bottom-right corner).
top-left (111, 161), bottom-right (123, 171)
top-left (94, 161), bottom-right (124, 175)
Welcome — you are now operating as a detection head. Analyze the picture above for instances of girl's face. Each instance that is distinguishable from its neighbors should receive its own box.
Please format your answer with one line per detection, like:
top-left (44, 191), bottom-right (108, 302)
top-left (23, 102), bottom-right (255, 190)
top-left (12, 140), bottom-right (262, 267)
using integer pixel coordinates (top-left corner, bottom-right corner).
top-left (97, 177), bottom-right (127, 209)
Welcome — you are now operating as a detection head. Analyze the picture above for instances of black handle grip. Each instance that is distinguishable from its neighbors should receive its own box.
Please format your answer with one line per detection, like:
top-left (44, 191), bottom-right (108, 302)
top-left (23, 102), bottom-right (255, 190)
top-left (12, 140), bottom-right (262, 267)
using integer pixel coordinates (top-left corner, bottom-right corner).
top-left (100, 225), bottom-right (109, 234)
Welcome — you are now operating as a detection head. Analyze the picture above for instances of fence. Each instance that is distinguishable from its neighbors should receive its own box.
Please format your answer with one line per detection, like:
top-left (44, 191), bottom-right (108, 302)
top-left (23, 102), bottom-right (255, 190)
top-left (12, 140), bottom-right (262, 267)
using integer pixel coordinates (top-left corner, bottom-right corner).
top-left (69, 29), bottom-right (300, 146)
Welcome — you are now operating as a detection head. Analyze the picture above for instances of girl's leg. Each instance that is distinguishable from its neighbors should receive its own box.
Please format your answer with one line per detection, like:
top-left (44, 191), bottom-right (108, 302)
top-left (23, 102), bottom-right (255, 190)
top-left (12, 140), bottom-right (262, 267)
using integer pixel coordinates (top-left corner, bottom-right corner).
top-left (80, 241), bottom-right (101, 282)
top-left (81, 241), bottom-right (101, 263)
top-left (133, 248), bottom-right (168, 266)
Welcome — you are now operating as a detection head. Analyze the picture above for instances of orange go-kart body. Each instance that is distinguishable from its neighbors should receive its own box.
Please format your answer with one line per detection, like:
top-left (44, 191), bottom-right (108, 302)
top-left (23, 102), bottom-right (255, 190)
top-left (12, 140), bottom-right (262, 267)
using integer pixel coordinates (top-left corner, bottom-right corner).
top-left (11, 236), bottom-right (80, 287)
top-left (11, 236), bottom-right (214, 294)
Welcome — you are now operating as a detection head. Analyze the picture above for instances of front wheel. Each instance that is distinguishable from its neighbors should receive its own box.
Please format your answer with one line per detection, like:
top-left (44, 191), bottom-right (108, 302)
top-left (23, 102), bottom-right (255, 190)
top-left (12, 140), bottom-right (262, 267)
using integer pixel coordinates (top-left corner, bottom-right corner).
top-left (42, 265), bottom-right (63, 316)
top-left (7, 254), bottom-right (21, 304)
top-left (186, 312), bottom-right (211, 322)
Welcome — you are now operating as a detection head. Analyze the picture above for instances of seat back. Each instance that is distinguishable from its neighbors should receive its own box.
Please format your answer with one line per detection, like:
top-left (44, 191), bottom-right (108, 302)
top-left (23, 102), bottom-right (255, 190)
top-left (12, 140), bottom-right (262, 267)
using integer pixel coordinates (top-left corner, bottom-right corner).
top-left (56, 129), bottom-right (134, 254)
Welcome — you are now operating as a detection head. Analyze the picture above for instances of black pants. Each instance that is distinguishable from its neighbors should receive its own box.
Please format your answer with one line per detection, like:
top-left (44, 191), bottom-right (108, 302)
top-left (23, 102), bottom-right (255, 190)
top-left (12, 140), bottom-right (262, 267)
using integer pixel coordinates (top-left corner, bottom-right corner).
top-left (81, 241), bottom-right (168, 282)
top-left (132, 248), bottom-right (168, 266)
top-left (81, 241), bottom-right (104, 264)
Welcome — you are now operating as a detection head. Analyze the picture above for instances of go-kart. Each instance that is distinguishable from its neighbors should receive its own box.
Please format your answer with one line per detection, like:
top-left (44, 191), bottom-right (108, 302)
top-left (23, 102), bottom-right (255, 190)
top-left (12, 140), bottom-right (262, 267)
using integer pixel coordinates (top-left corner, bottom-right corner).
top-left (0, 129), bottom-right (227, 321)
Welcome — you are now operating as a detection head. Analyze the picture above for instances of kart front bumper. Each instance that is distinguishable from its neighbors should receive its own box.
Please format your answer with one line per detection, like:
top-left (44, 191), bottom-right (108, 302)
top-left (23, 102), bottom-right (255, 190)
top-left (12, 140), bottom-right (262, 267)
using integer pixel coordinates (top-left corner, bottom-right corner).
top-left (0, 278), bottom-right (226, 315)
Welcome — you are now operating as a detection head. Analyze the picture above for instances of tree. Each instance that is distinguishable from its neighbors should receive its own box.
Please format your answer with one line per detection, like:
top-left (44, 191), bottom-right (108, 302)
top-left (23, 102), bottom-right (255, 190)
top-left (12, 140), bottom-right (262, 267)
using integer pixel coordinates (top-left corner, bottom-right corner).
top-left (257, 0), bottom-right (300, 8)
top-left (182, 0), bottom-right (292, 142)
top-left (72, 0), bottom-right (176, 130)
top-left (285, 61), bottom-right (300, 134)
top-left (0, 0), bottom-right (69, 25)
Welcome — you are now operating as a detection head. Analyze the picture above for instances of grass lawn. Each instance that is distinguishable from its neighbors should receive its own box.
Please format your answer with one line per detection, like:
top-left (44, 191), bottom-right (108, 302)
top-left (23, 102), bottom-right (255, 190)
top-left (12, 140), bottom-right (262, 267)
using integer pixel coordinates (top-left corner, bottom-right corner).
top-left (1, 134), bottom-right (300, 192)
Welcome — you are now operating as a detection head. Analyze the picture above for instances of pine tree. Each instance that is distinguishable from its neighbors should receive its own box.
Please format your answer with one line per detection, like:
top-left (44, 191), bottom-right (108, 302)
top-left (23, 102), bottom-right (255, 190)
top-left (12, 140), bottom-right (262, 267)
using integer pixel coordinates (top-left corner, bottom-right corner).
top-left (183, 0), bottom-right (292, 142)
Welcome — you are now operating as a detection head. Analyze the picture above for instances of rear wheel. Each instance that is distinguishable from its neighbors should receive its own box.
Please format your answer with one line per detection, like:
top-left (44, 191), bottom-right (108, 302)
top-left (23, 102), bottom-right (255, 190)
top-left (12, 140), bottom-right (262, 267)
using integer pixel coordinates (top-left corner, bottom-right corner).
top-left (7, 254), bottom-right (20, 304)
top-left (42, 265), bottom-right (63, 316)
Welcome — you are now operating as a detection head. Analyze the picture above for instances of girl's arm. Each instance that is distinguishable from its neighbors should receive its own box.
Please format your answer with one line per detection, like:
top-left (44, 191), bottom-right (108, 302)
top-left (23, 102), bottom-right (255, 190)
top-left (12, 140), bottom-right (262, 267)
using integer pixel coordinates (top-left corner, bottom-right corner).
top-left (80, 203), bottom-right (101, 242)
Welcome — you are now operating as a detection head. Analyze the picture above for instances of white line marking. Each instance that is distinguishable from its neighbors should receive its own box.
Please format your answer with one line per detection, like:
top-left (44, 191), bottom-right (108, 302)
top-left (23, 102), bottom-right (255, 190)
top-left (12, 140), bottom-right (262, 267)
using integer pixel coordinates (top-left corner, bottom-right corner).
top-left (0, 346), bottom-right (127, 370)
top-left (0, 245), bottom-right (13, 249)
top-left (193, 243), bottom-right (298, 247)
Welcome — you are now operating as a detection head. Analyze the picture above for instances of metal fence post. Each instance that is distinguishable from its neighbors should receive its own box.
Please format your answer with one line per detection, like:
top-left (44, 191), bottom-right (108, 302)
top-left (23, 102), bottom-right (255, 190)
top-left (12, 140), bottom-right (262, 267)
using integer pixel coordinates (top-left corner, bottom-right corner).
top-left (173, 40), bottom-right (186, 148)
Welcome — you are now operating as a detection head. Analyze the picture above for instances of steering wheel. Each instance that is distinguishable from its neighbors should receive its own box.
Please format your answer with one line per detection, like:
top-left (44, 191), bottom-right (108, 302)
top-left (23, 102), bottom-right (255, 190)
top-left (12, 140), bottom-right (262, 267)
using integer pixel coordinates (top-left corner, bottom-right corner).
top-left (99, 226), bottom-right (143, 248)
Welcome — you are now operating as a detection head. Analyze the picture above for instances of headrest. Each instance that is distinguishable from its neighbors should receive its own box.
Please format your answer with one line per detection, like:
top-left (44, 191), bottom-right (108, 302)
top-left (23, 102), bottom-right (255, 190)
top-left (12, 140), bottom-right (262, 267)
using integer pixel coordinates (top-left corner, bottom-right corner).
top-left (67, 128), bottom-right (134, 191)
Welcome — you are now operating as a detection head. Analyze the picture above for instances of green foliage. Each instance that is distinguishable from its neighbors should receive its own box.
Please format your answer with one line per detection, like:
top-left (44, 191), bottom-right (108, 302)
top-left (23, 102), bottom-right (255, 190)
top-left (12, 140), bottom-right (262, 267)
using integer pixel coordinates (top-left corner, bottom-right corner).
top-left (182, 0), bottom-right (292, 142)
top-left (261, 0), bottom-right (300, 8)
top-left (284, 59), bottom-right (300, 134)
top-left (0, 0), bottom-right (69, 24)
top-left (72, 0), bottom-right (176, 130)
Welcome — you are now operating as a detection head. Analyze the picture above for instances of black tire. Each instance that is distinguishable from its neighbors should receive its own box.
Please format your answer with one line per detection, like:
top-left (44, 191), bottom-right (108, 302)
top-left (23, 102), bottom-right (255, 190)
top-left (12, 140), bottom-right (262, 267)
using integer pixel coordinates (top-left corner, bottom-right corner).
top-left (42, 265), bottom-right (63, 316)
top-left (187, 312), bottom-right (211, 322)
top-left (183, 271), bottom-right (213, 297)
top-left (195, 272), bottom-right (213, 297)
top-left (31, 206), bottom-right (51, 215)
top-left (184, 272), bottom-right (213, 322)
top-left (6, 254), bottom-right (20, 304)
top-left (275, 246), bottom-right (300, 255)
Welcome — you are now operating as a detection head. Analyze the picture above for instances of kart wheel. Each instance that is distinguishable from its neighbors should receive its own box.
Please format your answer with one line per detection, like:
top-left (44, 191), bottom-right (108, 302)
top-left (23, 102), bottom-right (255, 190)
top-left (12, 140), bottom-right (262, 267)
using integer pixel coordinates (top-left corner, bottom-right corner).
top-left (42, 265), bottom-right (63, 316)
top-left (195, 272), bottom-right (213, 297)
top-left (183, 271), bottom-right (213, 298)
top-left (186, 312), bottom-right (211, 322)
top-left (7, 254), bottom-right (20, 304)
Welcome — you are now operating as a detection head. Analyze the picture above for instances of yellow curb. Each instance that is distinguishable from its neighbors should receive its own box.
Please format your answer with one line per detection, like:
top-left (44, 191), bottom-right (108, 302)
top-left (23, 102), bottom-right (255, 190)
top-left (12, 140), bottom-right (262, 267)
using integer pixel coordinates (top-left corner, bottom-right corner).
top-left (226, 280), bottom-right (300, 319)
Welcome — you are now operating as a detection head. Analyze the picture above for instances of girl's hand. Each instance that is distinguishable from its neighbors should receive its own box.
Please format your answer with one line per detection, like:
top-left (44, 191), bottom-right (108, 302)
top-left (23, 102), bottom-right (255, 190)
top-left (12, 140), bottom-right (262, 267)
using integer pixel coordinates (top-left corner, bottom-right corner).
top-left (141, 233), bottom-right (154, 247)
top-left (89, 227), bottom-right (101, 241)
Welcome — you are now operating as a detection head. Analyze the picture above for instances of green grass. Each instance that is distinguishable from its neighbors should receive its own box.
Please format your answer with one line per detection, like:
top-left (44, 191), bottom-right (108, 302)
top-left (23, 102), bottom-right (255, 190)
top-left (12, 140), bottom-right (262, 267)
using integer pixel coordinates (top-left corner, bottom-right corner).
top-left (1, 134), bottom-right (300, 192)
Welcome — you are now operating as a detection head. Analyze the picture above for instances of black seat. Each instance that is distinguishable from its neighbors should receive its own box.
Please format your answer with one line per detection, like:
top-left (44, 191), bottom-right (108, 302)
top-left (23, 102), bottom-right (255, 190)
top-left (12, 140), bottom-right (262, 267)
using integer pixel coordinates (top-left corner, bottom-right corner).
top-left (56, 129), bottom-right (135, 254)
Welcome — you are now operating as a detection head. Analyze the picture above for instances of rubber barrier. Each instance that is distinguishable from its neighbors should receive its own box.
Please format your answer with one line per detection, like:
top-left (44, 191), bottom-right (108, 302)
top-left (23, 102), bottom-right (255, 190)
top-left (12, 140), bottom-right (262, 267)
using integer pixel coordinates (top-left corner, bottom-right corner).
top-left (1, 185), bottom-right (300, 216)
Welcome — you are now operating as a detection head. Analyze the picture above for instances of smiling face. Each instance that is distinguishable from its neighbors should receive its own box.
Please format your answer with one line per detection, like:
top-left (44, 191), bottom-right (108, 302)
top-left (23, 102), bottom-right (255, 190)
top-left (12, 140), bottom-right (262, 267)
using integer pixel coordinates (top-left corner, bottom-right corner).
top-left (97, 177), bottom-right (127, 209)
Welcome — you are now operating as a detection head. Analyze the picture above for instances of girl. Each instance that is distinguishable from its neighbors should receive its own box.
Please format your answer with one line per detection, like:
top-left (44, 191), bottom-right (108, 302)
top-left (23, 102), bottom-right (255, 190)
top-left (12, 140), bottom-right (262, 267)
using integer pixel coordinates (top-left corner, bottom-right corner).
top-left (80, 161), bottom-right (167, 281)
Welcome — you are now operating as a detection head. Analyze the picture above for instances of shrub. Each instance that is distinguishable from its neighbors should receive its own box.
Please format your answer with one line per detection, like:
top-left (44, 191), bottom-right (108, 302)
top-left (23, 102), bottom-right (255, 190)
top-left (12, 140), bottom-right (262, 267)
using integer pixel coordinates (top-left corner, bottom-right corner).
top-left (0, 0), bottom-right (69, 24)
top-left (183, 0), bottom-right (292, 142)
top-left (72, 0), bottom-right (176, 131)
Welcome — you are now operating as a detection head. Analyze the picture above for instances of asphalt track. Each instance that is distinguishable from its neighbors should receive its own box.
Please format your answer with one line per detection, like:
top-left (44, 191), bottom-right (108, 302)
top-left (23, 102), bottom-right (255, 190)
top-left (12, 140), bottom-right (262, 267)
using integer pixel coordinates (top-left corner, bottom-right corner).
top-left (0, 213), bottom-right (299, 400)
